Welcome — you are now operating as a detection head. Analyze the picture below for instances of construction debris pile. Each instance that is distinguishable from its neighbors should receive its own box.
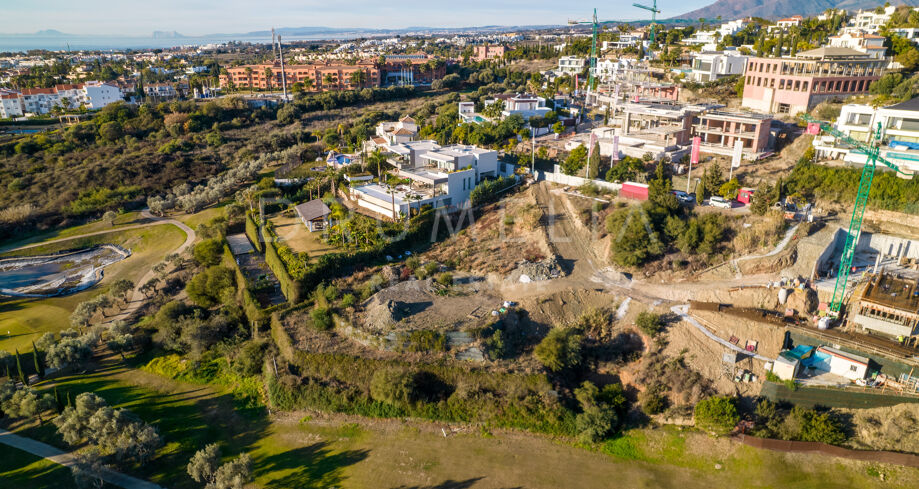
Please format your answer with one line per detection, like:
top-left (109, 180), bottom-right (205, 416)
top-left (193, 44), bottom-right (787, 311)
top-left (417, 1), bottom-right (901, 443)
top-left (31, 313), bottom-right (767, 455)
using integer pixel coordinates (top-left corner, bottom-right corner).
top-left (507, 257), bottom-right (563, 283)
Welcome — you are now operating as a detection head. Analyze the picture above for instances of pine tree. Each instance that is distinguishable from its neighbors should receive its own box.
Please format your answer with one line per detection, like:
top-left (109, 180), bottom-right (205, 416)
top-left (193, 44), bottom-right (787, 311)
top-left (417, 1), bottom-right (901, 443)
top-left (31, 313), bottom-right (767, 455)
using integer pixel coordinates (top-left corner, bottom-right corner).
top-left (15, 349), bottom-right (26, 385)
top-left (32, 341), bottom-right (45, 379)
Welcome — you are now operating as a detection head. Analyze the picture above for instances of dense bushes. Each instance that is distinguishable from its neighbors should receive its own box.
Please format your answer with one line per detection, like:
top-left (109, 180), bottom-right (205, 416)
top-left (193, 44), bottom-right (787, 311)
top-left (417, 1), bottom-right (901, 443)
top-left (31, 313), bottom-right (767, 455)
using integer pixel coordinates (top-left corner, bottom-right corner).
top-left (185, 266), bottom-right (235, 308)
top-left (268, 316), bottom-right (575, 436)
top-left (786, 157), bottom-right (919, 214)
top-left (469, 176), bottom-right (518, 206)
top-left (694, 396), bottom-right (739, 435)
top-left (534, 328), bottom-right (583, 372)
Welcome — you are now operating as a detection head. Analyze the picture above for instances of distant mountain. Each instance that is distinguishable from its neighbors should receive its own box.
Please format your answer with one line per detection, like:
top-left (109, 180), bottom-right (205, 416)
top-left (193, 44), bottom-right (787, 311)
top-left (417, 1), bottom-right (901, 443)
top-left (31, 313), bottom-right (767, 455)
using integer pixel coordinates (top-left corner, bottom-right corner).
top-left (33, 29), bottom-right (66, 37)
top-left (674, 0), bottom-right (910, 21)
top-left (152, 30), bottom-right (184, 39)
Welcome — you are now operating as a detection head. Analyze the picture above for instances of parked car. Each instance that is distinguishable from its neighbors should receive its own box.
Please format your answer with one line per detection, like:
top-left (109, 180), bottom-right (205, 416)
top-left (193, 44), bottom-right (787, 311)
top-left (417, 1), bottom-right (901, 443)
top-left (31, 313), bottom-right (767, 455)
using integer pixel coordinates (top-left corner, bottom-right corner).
top-left (709, 196), bottom-right (732, 209)
top-left (672, 190), bottom-right (695, 205)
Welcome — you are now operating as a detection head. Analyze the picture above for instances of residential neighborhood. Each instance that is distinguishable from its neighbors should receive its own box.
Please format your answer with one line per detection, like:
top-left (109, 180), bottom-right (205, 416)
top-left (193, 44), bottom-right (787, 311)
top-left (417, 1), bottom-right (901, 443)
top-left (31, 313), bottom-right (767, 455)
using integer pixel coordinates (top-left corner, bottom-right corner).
top-left (6, 2), bottom-right (919, 489)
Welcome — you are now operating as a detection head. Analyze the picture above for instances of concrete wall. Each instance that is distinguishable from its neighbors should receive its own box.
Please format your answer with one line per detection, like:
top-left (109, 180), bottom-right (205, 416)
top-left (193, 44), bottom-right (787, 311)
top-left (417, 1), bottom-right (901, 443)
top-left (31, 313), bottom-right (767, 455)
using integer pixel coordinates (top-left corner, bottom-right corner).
top-left (816, 227), bottom-right (919, 276)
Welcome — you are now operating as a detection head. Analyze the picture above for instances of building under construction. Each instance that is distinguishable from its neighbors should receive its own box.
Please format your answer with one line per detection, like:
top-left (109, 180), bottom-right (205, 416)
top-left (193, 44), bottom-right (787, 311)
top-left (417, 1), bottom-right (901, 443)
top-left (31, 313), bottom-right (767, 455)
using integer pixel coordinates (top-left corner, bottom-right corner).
top-left (851, 272), bottom-right (919, 342)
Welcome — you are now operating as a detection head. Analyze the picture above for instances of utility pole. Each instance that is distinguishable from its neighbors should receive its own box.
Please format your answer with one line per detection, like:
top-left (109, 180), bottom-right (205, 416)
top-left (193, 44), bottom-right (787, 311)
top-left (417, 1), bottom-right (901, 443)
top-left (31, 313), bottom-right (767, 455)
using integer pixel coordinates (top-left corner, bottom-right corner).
top-left (278, 34), bottom-right (289, 101)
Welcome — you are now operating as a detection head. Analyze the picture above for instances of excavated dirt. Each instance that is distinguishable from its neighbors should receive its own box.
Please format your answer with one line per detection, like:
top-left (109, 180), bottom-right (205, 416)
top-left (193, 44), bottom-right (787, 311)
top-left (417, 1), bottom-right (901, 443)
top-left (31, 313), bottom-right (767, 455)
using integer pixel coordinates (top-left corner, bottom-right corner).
top-left (844, 403), bottom-right (919, 453)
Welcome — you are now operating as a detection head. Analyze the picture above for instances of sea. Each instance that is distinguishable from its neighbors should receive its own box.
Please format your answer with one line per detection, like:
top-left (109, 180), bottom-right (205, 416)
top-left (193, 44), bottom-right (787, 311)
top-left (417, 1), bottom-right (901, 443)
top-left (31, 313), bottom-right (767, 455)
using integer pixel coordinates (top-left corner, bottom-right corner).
top-left (0, 33), bottom-right (366, 52)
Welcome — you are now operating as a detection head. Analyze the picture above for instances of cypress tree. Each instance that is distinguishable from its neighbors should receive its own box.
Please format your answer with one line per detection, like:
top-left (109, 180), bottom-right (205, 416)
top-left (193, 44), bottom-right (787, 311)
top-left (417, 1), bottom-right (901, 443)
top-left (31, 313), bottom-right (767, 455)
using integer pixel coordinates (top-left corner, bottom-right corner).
top-left (66, 391), bottom-right (72, 408)
top-left (3, 363), bottom-right (9, 379)
top-left (32, 341), bottom-right (45, 379)
top-left (15, 349), bottom-right (26, 385)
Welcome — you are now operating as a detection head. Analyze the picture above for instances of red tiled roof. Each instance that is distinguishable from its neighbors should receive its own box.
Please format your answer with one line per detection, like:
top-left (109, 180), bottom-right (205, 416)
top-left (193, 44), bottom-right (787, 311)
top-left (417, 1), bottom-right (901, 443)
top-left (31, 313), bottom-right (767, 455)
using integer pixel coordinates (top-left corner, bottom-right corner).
top-left (21, 87), bottom-right (57, 95)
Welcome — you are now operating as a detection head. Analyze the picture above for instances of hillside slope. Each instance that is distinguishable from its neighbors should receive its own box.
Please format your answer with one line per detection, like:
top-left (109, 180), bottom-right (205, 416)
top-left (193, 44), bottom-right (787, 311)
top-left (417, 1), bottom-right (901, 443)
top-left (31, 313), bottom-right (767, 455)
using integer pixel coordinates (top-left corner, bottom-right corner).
top-left (674, 0), bottom-right (909, 21)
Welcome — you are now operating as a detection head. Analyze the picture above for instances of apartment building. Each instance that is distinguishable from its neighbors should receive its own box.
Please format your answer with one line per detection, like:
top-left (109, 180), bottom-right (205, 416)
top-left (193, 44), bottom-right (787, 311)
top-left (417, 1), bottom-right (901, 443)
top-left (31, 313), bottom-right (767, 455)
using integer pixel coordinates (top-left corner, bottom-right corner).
top-left (690, 50), bottom-right (749, 82)
top-left (828, 32), bottom-right (887, 59)
top-left (0, 90), bottom-right (23, 118)
top-left (220, 61), bottom-right (380, 91)
top-left (741, 47), bottom-right (885, 115)
top-left (558, 56), bottom-right (587, 74)
top-left (10, 81), bottom-right (122, 115)
top-left (473, 45), bottom-right (506, 61)
top-left (811, 97), bottom-right (919, 175)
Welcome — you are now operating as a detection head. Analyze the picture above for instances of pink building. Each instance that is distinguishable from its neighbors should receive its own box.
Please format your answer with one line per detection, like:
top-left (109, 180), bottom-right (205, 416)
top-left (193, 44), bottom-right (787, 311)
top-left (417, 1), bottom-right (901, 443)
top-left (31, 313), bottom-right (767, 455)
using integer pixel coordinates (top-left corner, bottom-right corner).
top-left (741, 47), bottom-right (885, 115)
top-left (473, 45), bottom-right (506, 61)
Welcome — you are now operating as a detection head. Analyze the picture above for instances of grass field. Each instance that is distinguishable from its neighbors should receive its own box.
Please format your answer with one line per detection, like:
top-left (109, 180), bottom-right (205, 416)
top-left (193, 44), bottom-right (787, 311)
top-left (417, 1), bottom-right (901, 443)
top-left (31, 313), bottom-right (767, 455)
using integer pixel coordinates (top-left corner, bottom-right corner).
top-left (0, 211), bottom-right (143, 253)
top-left (0, 224), bottom-right (186, 353)
top-left (269, 213), bottom-right (337, 256)
top-left (6, 355), bottom-right (918, 489)
top-left (0, 443), bottom-right (80, 489)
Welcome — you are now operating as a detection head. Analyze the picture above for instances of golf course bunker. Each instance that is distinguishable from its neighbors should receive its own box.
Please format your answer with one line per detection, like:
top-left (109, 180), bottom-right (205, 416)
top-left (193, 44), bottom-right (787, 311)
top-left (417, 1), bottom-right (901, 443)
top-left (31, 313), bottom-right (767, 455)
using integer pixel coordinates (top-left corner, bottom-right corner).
top-left (0, 245), bottom-right (130, 297)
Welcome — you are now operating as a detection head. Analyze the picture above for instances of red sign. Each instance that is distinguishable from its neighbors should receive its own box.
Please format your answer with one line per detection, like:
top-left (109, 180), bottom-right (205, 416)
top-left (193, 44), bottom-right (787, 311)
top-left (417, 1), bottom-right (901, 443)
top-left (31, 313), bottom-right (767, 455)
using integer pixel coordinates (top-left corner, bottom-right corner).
top-left (690, 136), bottom-right (701, 165)
top-left (806, 123), bottom-right (821, 135)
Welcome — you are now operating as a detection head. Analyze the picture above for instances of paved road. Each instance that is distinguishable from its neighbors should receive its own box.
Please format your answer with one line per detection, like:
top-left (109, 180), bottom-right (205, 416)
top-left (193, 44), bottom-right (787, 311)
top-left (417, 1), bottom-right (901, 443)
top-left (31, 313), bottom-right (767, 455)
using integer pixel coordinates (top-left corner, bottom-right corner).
top-left (102, 211), bottom-right (196, 326)
top-left (0, 428), bottom-right (164, 489)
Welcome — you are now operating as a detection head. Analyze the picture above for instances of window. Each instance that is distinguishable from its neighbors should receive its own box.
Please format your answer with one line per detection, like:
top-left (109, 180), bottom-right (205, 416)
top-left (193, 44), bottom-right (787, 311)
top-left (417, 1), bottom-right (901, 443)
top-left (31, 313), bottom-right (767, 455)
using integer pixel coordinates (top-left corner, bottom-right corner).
top-left (850, 365), bottom-right (858, 372)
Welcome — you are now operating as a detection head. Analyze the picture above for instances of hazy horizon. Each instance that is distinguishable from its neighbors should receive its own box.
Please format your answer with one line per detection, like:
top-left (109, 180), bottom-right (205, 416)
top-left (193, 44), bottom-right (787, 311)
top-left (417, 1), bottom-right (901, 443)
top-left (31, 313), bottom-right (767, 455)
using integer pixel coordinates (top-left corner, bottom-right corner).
top-left (3, 0), bottom-right (713, 37)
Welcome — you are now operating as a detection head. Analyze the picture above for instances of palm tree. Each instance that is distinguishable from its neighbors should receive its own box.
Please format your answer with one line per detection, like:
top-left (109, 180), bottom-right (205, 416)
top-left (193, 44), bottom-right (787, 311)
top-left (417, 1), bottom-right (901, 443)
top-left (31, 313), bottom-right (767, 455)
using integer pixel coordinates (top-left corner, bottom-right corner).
top-left (245, 67), bottom-right (253, 92)
top-left (264, 67), bottom-right (274, 91)
top-left (323, 73), bottom-right (336, 89)
top-left (349, 69), bottom-right (367, 89)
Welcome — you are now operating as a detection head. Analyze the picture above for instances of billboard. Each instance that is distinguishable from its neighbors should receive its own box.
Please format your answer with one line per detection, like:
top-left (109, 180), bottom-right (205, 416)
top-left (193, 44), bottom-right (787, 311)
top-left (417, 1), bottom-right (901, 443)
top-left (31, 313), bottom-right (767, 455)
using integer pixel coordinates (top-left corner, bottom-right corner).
top-left (690, 136), bottom-right (701, 165)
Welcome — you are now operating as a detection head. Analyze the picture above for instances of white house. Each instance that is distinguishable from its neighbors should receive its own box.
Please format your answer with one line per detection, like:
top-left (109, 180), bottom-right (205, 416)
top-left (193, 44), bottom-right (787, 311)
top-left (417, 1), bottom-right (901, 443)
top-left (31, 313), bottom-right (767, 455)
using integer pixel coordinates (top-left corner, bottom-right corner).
top-left (558, 56), bottom-right (586, 74)
top-left (602, 32), bottom-right (644, 50)
top-left (841, 6), bottom-right (912, 35)
top-left (375, 115), bottom-right (418, 144)
top-left (772, 353), bottom-right (800, 381)
top-left (812, 99), bottom-right (919, 176)
top-left (828, 32), bottom-right (887, 59)
top-left (82, 81), bottom-right (123, 109)
top-left (487, 93), bottom-right (552, 120)
top-left (684, 19), bottom-right (747, 45)
top-left (893, 27), bottom-right (919, 44)
top-left (771, 15), bottom-right (804, 32)
top-left (349, 144), bottom-right (508, 220)
top-left (0, 90), bottom-right (23, 118)
top-left (815, 346), bottom-right (869, 380)
top-left (690, 50), bottom-right (749, 82)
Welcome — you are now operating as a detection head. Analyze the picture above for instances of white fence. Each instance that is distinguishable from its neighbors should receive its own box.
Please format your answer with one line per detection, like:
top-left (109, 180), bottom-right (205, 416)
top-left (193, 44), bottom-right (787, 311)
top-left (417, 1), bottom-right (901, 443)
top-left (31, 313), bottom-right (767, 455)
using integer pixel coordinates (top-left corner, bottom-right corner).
top-left (535, 166), bottom-right (622, 193)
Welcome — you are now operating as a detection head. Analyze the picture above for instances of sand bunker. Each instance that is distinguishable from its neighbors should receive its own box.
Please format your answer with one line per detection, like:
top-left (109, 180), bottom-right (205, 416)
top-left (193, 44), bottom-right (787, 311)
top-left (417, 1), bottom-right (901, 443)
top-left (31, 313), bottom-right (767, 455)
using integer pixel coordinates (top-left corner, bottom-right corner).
top-left (0, 245), bottom-right (130, 297)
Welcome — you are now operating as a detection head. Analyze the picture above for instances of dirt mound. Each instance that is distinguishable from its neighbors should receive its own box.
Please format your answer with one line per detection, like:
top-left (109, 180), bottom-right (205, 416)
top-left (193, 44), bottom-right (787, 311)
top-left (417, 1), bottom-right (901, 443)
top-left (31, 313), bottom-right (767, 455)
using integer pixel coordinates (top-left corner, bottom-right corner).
top-left (845, 403), bottom-right (919, 453)
top-left (361, 279), bottom-right (436, 330)
top-left (506, 257), bottom-right (563, 283)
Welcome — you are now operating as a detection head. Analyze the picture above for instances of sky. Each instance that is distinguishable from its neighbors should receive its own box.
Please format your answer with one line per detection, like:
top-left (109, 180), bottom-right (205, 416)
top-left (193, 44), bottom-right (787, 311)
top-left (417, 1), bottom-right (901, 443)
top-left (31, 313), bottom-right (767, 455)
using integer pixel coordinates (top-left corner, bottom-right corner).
top-left (2, 0), bottom-right (714, 36)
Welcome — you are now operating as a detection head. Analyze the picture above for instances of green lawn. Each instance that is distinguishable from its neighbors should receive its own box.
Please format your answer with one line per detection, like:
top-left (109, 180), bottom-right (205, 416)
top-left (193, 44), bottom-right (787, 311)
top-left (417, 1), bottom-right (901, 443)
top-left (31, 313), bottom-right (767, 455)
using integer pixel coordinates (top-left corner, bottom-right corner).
top-left (0, 443), bottom-right (79, 489)
top-left (0, 211), bottom-right (143, 253)
top-left (6, 357), bottom-right (915, 489)
top-left (0, 225), bottom-right (186, 353)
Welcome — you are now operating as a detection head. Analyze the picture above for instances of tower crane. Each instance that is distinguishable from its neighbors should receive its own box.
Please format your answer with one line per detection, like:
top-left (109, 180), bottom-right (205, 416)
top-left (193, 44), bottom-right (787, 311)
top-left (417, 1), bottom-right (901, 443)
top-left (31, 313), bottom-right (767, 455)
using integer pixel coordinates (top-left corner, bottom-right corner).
top-left (567, 8), bottom-right (622, 93)
top-left (800, 113), bottom-right (914, 315)
top-left (633, 0), bottom-right (661, 47)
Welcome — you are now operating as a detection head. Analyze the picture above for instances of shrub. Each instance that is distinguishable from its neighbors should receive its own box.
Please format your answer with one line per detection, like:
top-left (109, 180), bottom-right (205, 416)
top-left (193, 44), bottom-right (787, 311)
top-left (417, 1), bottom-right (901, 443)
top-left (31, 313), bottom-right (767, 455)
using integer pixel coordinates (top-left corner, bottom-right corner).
top-left (405, 330), bottom-right (446, 352)
top-left (340, 293), bottom-right (356, 309)
top-left (635, 312), bottom-right (663, 337)
top-left (310, 307), bottom-right (333, 331)
top-left (193, 238), bottom-right (225, 267)
top-left (534, 328), bottom-right (583, 372)
top-left (435, 272), bottom-right (453, 287)
top-left (694, 396), bottom-right (739, 436)
top-left (370, 367), bottom-right (419, 406)
top-left (186, 266), bottom-right (236, 308)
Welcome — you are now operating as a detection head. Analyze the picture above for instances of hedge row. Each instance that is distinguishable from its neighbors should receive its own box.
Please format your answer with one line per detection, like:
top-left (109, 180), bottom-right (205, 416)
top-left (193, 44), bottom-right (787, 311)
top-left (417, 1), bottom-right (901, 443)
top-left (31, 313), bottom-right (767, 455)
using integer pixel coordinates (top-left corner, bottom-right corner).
top-left (264, 238), bottom-right (303, 303)
top-left (245, 212), bottom-right (263, 253)
top-left (222, 244), bottom-right (267, 325)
